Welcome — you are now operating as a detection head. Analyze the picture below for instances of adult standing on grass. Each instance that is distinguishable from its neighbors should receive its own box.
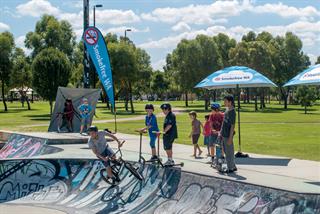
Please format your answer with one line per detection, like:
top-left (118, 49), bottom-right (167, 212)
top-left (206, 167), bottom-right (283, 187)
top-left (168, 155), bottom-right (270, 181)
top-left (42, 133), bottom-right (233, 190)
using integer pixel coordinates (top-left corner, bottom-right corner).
top-left (220, 95), bottom-right (237, 173)
top-left (160, 103), bottom-right (178, 166)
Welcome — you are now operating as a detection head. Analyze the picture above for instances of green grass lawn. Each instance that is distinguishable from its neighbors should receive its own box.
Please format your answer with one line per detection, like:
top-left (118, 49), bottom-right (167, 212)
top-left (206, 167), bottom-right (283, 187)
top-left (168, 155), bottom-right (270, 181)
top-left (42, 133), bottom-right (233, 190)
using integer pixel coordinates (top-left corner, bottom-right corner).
top-left (1, 100), bottom-right (319, 161)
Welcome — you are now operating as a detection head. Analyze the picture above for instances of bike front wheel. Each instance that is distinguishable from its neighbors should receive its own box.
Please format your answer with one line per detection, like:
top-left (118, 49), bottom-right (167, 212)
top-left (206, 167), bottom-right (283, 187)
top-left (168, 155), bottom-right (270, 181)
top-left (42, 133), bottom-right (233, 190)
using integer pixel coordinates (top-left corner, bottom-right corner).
top-left (124, 162), bottom-right (144, 181)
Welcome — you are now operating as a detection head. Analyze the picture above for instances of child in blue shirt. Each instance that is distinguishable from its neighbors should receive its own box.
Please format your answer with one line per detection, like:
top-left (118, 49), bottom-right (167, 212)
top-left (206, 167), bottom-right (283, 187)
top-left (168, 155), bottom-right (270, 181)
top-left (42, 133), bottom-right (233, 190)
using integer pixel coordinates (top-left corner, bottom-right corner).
top-left (78, 98), bottom-right (92, 134)
top-left (140, 104), bottom-right (159, 161)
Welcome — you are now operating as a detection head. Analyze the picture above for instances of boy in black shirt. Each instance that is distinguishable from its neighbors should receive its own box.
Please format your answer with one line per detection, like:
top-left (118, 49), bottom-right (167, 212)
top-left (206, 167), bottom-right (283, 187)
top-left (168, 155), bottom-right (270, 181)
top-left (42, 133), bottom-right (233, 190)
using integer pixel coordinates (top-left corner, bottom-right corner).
top-left (160, 103), bottom-right (178, 166)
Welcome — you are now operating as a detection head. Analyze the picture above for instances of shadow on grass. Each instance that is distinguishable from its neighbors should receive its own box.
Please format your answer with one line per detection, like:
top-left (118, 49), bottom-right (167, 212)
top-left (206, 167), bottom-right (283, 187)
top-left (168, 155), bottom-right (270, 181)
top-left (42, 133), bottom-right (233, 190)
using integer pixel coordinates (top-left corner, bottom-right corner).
top-left (22, 114), bottom-right (51, 121)
top-left (0, 108), bottom-right (37, 114)
top-left (235, 157), bottom-right (291, 166)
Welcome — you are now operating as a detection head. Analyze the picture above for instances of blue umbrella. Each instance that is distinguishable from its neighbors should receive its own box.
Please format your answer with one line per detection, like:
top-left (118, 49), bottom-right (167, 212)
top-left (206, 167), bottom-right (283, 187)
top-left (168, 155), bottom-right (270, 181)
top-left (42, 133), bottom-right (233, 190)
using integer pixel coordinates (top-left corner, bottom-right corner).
top-left (195, 66), bottom-right (277, 157)
top-left (284, 64), bottom-right (320, 87)
top-left (195, 66), bottom-right (277, 89)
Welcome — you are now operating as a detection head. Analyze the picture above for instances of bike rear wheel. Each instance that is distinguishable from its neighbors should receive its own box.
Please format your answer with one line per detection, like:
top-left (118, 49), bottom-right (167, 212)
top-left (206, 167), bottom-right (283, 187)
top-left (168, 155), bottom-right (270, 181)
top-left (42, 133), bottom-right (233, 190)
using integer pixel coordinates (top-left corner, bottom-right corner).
top-left (124, 162), bottom-right (144, 181)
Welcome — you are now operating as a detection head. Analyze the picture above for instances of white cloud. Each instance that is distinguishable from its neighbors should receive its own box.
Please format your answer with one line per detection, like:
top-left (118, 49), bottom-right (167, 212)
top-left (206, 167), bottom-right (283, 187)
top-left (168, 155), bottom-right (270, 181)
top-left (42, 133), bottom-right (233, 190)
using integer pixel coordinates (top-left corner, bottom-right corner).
top-left (141, 0), bottom-right (320, 26)
top-left (171, 22), bottom-right (191, 32)
top-left (258, 21), bottom-right (320, 47)
top-left (250, 3), bottom-right (320, 19)
top-left (140, 20), bottom-right (320, 50)
top-left (16, 0), bottom-right (60, 17)
top-left (0, 22), bottom-right (10, 31)
top-left (139, 25), bottom-right (253, 49)
top-left (307, 54), bottom-right (317, 65)
top-left (141, 1), bottom-right (242, 25)
top-left (15, 35), bottom-right (32, 56)
top-left (152, 58), bottom-right (166, 71)
top-left (103, 26), bottom-right (149, 34)
top-left (95, 9), bottom-right (140, 25)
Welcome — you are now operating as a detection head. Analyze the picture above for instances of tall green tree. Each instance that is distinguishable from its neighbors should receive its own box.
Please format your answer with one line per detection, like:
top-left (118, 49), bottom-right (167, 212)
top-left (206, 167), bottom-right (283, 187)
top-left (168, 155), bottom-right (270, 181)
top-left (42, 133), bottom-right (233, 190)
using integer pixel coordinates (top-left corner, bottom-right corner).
top-left (213, 33), bottom-right (236, 67)
top-left (269, 32), bottom-right (310, 109)
top-left (108, 41), bottom-right (138, 113)
top-left (10, 48), bottom-right (32, 110)
top-left (316, 56), bottom-right (320, 64)
top-left (151, 71), bottom-right (169, 100)
top-left (169, 35), bottom-right (223, 107)
top-left (25, 15), bottom-right (76, 59)
top-left (0, 31), bottom-right (14, 111)
top-left (295, 86), bottom-right (319, 114)
top-left (32, 48), bottom-right (71, 114)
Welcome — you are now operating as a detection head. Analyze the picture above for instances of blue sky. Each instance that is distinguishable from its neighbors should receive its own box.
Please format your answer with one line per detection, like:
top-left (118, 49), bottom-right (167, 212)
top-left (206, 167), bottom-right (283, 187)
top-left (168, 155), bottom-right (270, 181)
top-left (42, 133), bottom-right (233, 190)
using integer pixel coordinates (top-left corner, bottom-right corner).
top-left (0, 0), bottom-right (319, 70)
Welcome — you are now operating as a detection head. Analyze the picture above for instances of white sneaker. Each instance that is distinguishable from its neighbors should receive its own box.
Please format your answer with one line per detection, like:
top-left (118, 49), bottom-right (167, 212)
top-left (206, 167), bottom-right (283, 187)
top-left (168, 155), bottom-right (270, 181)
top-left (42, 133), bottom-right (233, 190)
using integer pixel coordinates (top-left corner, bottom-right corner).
top-left (164, 159), bottom-right (175, 166)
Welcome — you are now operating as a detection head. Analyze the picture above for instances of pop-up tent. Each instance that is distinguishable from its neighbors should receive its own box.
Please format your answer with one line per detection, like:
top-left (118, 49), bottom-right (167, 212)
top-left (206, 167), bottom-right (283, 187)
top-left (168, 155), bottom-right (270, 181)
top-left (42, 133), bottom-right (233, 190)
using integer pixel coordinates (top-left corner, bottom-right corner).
top-left (284, 64), bottom-right (320, 87)
top-left (48, 87), bottom-right (101, 133)
top-left (195, 66), bottom-right (277, 157)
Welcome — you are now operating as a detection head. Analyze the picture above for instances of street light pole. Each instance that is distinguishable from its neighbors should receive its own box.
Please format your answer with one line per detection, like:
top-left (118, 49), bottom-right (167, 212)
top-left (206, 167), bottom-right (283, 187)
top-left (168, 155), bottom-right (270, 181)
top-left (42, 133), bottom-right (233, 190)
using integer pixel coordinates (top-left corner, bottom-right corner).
top-left (83, 0), bottom-right (90, 88)
top-left (124, 28), bottom-right (131, 42)
top-left (92, 4), bottom-right (103, 88)
top-left (93, 4), bottom-right (103, 27)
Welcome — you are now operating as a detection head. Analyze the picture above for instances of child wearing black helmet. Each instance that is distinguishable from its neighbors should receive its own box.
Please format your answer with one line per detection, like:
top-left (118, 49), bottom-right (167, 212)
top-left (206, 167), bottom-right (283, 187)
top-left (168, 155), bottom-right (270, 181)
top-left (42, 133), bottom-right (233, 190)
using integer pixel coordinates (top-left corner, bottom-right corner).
top-left (140, 104), bottom-right (159, 161)
top-left (160, 103), bottom-right (178, 166)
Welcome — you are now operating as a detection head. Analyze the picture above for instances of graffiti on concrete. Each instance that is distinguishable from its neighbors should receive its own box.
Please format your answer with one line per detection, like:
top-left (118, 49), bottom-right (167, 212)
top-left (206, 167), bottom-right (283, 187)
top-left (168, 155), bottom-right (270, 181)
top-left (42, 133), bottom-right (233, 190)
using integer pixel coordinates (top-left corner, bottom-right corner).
top-left (0, 159), bottom-right (319, 214)
top-left (0, 134), bottom-right (47, 159)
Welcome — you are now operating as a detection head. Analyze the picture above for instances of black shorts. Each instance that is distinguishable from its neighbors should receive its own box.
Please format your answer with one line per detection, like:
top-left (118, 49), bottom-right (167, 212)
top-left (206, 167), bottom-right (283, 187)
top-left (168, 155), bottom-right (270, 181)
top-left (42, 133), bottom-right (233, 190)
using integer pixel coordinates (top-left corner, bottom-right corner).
top-left (163, 135), bottom-right (175, 150)
top-left (192, 134), bottom-right (200, 144)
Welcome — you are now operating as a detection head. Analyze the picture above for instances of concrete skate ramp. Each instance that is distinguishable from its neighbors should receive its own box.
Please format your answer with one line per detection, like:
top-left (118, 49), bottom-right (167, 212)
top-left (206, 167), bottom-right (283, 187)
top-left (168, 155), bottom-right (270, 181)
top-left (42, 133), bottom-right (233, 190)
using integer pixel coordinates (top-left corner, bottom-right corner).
top-left (0, 134), bottom-right (62, 159)
top-left (0, 159), bottom-right (319, 214)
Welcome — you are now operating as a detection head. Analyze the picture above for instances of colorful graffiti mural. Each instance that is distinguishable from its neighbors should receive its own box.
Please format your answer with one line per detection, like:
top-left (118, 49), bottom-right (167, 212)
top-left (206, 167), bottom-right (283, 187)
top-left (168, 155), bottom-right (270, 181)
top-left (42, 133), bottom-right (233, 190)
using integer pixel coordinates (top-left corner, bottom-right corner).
top-left (0, 159), bottom-right (319, 213)
top-left (0, 134), bottom-right (62, 159)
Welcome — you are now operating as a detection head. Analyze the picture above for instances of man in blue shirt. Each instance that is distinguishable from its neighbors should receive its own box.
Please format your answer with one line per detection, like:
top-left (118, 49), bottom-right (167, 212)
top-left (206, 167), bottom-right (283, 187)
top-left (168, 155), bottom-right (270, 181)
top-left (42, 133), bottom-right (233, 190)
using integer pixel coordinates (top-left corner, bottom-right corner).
top-left (140, 104), bottom-right (159, 161)
top-left (78, 98), bottom-right (92, 134)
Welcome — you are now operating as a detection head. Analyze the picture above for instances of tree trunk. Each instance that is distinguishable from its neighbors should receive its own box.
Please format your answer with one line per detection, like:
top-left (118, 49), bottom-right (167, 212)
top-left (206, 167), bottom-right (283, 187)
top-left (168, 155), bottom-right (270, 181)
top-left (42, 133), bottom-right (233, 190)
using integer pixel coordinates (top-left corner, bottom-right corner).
top-left (125, 87), bottom-right (129, 111)
top-left (1, 83), bottom-right (7, 111)
top-left (304, 105), bottom-right (307, 114)
top-left (129, 82), bottom-right (134, 113)
top-left (49, 100), bottom-right (53, 116)
top-left (213, 90), bottom-right (217, 102)
top-left (260, 89), bottom-right (265, 109)
top-left (254, 92), bottom-right (258, 112)
top-left (204, 93), bottom-right (209, 111)
top-left (280, 87), bottom-right (289, 109)
top-left (185, 91), bottom-right (188, 107)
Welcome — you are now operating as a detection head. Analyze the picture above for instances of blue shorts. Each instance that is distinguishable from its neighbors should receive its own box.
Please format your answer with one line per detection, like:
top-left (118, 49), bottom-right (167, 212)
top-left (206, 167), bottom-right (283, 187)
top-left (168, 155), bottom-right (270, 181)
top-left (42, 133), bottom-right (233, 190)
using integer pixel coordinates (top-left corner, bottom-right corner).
top-left (149, 133), bottom-right (157, 149)
top-left (100, 147), bottom-right (115, 167)
top-left (209, 135), bottom-right (218, 147)
top-left (81, 117), bottom-right (90, 125)
top-left (204, 136), bottom-right (211, 146)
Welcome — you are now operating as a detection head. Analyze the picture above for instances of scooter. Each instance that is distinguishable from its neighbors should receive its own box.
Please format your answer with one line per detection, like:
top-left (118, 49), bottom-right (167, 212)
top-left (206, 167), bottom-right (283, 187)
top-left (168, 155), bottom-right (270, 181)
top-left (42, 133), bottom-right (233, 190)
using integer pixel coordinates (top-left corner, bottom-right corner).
top-left (211, 137), bottom-right (227, 173)
top-left (152, 131), bottom-right (184, 168)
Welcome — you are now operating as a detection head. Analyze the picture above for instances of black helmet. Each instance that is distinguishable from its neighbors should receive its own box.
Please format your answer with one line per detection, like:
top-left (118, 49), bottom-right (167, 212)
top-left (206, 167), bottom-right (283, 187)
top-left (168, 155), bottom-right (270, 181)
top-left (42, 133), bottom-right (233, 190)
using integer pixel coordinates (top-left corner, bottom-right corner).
top-left (87, 126), bottom-right (98, 132)
top-left (160, 103), bottom-right (171, 110)
top-left (145, 104), bottom-right (154, 110)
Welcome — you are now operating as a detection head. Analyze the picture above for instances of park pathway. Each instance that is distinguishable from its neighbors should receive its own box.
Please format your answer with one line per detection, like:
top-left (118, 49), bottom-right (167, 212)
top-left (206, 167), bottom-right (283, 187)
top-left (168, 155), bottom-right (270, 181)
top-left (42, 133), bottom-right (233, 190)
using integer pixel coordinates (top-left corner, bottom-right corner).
top-left (18, 106), bottom-right (186, 128)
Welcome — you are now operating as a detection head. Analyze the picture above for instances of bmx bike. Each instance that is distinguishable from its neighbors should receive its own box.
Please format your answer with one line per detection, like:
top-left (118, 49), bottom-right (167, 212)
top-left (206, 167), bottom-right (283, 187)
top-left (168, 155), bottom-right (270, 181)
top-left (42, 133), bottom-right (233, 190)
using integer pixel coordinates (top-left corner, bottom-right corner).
top-left (99, 141), bottom-right (144, 185)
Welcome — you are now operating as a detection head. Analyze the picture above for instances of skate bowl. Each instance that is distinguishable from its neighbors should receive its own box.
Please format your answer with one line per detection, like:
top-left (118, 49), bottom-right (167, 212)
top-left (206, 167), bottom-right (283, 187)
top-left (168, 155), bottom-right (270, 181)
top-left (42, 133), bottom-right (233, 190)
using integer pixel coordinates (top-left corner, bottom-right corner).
top-left (0, 134), bottom-right (63, 159)
top-left (0, 159), bottom-right (319, 214)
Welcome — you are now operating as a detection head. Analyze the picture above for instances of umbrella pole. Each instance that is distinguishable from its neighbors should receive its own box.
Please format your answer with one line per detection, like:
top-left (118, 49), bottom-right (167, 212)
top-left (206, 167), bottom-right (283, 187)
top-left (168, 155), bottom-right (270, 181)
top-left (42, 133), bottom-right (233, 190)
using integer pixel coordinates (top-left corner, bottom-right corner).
top-left (114, 104), bottom-right (117, 133)
top-left (235, 84), bottom-right (249, 158)
top-left (237, 84), bottom-right (241, 152)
